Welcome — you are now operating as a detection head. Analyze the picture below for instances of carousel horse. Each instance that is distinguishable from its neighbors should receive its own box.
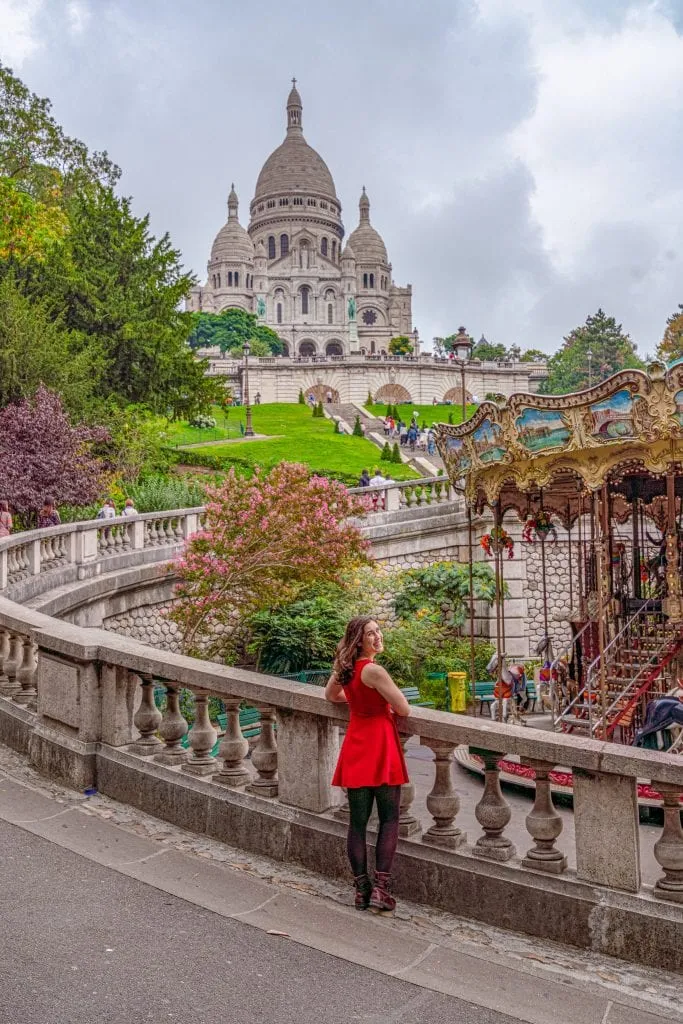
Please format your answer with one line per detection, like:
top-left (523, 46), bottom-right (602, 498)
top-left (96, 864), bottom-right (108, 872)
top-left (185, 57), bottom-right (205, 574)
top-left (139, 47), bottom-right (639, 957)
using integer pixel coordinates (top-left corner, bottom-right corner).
top-left (633, 696), bottom-right (683, 751)
top-left (486, 652), bottom-right (529, 722)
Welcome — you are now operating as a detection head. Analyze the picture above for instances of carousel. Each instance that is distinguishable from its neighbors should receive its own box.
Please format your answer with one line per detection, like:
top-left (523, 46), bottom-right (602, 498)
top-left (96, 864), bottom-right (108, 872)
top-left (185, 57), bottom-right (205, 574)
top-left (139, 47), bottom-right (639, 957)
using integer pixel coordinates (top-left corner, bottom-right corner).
top-left (436, 362), bottom-right (683, 751)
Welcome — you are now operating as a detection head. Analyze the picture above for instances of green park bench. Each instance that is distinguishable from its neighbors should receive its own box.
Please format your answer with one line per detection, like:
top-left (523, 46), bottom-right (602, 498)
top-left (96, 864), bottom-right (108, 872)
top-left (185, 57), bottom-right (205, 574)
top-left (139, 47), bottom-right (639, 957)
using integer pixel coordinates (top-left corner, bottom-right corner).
top-left (400, 685), bottom-right (435, 708)
top-left (280, 669), bottom-right (330, 686)
top-left (474, 679), bottom-right (539, 714)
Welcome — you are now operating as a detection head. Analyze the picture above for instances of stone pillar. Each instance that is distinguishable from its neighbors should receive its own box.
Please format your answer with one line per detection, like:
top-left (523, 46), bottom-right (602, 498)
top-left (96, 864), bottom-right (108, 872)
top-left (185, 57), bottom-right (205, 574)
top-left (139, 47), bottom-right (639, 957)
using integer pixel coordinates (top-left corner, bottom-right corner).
top-left (155, 684), bottom-right (189, 765)
top-left (247, 706), bottom-right (278, 797)
top-left (129, 675), bottom-right (163, 755)
top-left (214, 697), bottom-right (250, 787)
top-left (181, 691), bottom-right (218, 776)
top-left (423, 741), bottom-right (465, 849)
top-left (521, 758), bottom-right (567, 874)
top-left (276, 708), bottom-right (337, 812)
top-left (398, 736), bottom-right (421, 837)
top-left (471, 748), bottom-right (516, 861)
top-left (653, 783), bottom-right (683, 903)
top-left (0, 549), bottom-right (7, 591)
top-left (1, 634), bottom-right (23, 697)
top-left (100, 664), bottom-right (139, 747)
top-left (573, 768), bottom-right (641, 892)
top-left (13, 638), bottom-right (37, 707)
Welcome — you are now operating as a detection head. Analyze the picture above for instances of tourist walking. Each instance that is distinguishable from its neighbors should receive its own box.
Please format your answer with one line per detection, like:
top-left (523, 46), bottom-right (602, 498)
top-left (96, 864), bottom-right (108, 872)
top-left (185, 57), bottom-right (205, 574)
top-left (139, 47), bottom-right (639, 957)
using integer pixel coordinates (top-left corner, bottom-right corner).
top-left (325, 617), bottom-right (410, 913)
top-left (0, 501), bottom-right (12, 537)
top-left (121, 499), bottom-right (139, 517)
top-left (37, 498), bottom-right (60, 529)
top-left (96, 499), bottom-right (117, 520)
top-left (358, 469), bottom-right (370, 488)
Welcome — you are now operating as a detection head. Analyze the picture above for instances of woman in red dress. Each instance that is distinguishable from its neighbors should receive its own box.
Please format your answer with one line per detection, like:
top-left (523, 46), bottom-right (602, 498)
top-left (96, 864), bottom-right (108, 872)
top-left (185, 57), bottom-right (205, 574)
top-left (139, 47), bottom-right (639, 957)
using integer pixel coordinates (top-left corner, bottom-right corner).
top-left (325, 616), bottom-right (411, 912)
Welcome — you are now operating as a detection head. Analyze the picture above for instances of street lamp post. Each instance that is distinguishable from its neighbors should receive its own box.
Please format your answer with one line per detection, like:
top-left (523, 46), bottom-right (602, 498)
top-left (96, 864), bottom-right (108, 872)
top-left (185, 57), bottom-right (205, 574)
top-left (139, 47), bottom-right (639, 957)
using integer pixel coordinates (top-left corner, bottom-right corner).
top-left (243, 341), bottom-right (254, 437)
top-left (452, 326), bottom-right (473, 423)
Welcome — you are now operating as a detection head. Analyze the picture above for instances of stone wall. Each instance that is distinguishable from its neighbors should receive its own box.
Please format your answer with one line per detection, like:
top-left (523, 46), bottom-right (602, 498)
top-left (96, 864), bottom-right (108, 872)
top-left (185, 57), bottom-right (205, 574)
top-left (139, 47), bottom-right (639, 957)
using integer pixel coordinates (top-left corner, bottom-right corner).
top-left (103, 603), bottom-right (183, 652)
top-left (523, 537), bottom-right (575, 655)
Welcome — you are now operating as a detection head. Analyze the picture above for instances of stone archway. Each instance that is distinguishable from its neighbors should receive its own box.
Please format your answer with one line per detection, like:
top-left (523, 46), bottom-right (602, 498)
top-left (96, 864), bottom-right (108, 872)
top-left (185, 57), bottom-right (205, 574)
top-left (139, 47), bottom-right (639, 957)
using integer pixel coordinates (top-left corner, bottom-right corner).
top-left (281, 341), bottom-right (290, 356)
top-left (299, 340), bottom-right (317, 357)
top-left (443, 386), bottom-right (474, 404)
top-left (306, 383), bottom-right (340, 403)
top-left (374, 384), bottom-right (412, 404)
top-left (326, 340), bottom-right (344, 356)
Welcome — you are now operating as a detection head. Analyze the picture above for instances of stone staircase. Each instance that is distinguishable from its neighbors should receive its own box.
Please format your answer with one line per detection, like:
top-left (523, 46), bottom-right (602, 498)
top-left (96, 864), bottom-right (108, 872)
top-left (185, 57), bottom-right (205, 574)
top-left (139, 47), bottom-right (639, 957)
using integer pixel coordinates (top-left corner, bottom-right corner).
top-left (327, 403), bottom-right (445, 474)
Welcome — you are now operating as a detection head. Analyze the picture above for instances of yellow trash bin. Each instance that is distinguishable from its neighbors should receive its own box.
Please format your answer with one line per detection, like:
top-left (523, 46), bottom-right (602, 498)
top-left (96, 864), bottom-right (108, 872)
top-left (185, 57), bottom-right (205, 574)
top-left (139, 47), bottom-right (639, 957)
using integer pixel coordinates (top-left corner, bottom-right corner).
top-left (448, 671), bottom-right (467, 713)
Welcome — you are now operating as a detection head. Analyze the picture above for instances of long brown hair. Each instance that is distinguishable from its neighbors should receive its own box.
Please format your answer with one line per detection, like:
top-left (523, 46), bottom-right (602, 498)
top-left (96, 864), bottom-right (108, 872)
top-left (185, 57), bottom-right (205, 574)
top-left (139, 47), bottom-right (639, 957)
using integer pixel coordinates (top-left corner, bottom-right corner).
top-left (332, 615), bottom-right (375, 686)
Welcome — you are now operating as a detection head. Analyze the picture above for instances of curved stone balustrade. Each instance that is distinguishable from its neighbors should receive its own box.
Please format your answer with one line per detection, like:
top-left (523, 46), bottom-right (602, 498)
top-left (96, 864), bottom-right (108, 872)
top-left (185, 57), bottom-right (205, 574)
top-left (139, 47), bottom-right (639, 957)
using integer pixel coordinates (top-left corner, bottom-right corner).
top-left (0, 503), bottom-right (682, 972)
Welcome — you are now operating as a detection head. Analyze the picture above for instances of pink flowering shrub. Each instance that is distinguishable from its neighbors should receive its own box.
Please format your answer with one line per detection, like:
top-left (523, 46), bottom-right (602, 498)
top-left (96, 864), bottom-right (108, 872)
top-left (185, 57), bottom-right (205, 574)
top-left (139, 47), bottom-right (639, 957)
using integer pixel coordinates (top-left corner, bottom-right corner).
top-left (169, 462), bottom-right (370, 657)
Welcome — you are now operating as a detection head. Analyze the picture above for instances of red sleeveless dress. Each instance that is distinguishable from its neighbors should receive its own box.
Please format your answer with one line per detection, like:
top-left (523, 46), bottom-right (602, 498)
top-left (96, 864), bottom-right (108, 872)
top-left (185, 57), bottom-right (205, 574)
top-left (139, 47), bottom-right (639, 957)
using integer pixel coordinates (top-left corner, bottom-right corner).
top-left (332, 658), bottom-right (409, 789)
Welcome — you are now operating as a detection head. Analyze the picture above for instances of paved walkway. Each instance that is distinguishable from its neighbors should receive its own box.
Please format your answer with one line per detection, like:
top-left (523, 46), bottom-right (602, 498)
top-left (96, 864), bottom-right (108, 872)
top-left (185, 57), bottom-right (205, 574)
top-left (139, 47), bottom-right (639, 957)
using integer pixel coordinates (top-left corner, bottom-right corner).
top-left (0, 746), bottom-right (680, 1024)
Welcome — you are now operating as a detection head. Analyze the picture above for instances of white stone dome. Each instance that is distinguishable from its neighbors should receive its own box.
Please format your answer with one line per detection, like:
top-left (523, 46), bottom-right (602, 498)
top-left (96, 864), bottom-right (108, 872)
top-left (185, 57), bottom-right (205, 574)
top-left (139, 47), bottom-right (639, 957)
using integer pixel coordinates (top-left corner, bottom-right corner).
top-left (253, 83), bottom-right (338, 202)
top-left (347, 188), bottom-right (387, 264)
top-left (210, 186), bottom-right (254, 263)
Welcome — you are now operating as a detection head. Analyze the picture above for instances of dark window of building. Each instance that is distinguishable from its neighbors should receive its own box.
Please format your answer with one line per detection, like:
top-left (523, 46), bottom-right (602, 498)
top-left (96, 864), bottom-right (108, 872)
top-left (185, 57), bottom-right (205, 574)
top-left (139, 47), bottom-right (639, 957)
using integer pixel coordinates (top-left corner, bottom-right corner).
top-left (331, 240), bottom-right (336, 260)
top-left (301, 286), bottom-right (310, 315)
top-left (369, 273), bottom-right (374, 288)
top-left (234, 272), bottom-right (239, 287)
top-left (280, 234), bottom-right (289, 258)
top-left (268, 236), bottom-right (276, 259)
top-left (277, 303), bottom-right (283, 324)
top-left (328, 303), bottom-right (333, 324)
top-left (228, 271), bottom-right (233, 286)
top-left (321, 237), bottom-right (328, 257)
top-left (363, 273), bottom-right (368, 288)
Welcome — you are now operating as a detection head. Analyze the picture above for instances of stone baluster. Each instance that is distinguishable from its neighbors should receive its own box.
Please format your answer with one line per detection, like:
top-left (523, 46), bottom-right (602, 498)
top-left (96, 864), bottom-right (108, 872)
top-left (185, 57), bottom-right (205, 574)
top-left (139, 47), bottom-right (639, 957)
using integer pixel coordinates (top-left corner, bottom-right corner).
top-left (398, 735), bottom-right (421, 837)
top-left (214, 697), bottom-right (250, 786)
top-left (422, 741), bottom-right (465, 848)
top-left (173, 517), bottom-right (185, 543)
top-left (130, 674), bottom-right (163, 755)
top-left (520, 759), bottom-right (567, 873)
top-left (0, 628), bottom-right (11, 687)
top-left (164, 518), bottom-right (176, 545)
top-left (182, 690), bottom-right (218, 775)
top-left (13, 638), bottom-right (38, 707)
top-left (0, 633), bottom-right (23, 698)
top-left (653, 783), bottom-right (683, 903)
top-left (247, 706), bottom-right (278, 797)
top-left (154, 684), bottom-right (189, 765)
top-left (471, 748), bottom-right (516, 861)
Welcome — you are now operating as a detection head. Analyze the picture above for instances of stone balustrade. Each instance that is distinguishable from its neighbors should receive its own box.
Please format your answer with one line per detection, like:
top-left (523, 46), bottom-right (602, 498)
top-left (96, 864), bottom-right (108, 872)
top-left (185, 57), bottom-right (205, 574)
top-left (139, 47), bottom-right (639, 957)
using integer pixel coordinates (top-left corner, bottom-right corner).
top-left (0, 481), bottom-right (456, 598)
top-left (1, 503), bottom-right (682, 971)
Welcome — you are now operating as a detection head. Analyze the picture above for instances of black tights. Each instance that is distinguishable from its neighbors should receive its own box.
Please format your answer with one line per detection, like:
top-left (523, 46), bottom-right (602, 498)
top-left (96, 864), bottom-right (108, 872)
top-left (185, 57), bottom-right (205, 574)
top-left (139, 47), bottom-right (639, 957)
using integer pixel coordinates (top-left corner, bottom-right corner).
top-left (347, 785), bottom-right (401, 877)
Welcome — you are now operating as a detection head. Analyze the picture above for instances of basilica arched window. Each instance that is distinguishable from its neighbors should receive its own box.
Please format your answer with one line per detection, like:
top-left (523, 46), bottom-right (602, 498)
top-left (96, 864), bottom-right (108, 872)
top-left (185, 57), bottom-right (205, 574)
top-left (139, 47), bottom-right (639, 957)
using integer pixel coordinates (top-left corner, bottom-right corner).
top-left (321, 237), bottom-right (328, 257)
top-left (277, 303), bottom-right (283, 324)
top-left (328, 304), bottom-right (333, 324)
top-left (332, 240), bottom-right (337, 261)
top-left (300, 285), bottom-right (311, 316)
top-left (234, 271), bottom-right (239, 287)
top-left (369, 273), bottom-right (375, 288)
top-left (268, 236), bottom-right (276, 259)
top-left (228, 272), bottom-right (233, 287)
top-left (280, 234), bottom-right (289, 258)
top-left (274, 288), bottom-right (285, 323)
top-left (363, 273), bottom-right (368, 288)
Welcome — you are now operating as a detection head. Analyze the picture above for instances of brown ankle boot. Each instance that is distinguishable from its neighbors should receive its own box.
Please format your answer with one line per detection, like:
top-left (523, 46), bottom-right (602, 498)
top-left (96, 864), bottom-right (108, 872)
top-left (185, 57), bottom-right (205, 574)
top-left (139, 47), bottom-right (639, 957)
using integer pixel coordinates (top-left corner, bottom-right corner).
top-left (369, 871), bottom-right (396, 913)
top-left (353, 873), bottom-right (372, 911)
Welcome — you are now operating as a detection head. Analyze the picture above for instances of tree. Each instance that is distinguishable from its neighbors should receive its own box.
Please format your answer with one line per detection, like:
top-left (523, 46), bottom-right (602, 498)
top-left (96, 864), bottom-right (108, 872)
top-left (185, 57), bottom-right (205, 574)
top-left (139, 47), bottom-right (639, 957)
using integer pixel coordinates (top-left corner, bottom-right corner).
top-left (520, 348), bottom-right (546, 363)
top-left (471, 338), bottom-right (507, 361)
top-left (0, 386), bottom-right (111, 525)
top-left (393, 561), bottom-right (499, 629)
top-left (541, 309), bottom-right (644, 394)
top-left (169, 463), bottom-right (369, 657)
top-left (187, 309), bottom-right (283, 356)
top-left (298, 389), bottom-right (305, 404)
top-left (352, 414), bottom-right (363, 436)
top-left (658, 304), bottom-right (683, 365)
top-left (0, 275), bottom-right (94, 417)
top-left (380, 442), bottom-right (392, 461)
top-left (391, 442), bottom-right (402, 463)
top-left (388, 336), bottom-right (413, 356)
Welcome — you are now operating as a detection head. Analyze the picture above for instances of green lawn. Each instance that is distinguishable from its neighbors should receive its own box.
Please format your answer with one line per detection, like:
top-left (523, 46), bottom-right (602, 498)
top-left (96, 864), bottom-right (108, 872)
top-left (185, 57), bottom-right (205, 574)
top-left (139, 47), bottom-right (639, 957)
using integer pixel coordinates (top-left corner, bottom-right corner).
top-left (175, 404), bottom-right (418, 484)
top-left (166, 409), bottom-right (245, 446)
top-left (370, 403), bottom-right (477, 427)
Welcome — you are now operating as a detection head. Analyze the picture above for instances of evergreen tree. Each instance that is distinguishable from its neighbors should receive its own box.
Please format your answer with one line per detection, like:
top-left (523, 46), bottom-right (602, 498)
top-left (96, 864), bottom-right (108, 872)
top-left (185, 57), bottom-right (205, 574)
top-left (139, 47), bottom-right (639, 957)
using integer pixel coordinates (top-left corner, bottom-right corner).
top-left (541, 309), bottom-right (644, 394)
top-left (391, 442), bottom-right (402, 464)
top-left (365, 391), bottom-right (374, 407)
top-left (380, 442), bottom-right (391, 461)
top-left (298, 389), bottom-right (305, 404)
top-left (352, 414), bottom-right (363, 437)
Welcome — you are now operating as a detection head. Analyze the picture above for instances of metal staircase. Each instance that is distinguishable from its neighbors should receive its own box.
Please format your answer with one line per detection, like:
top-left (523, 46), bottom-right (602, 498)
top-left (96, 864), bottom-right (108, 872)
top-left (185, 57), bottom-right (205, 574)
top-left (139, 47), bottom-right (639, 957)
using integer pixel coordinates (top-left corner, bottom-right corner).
top-left (556, 597), bottom-right (683, 742)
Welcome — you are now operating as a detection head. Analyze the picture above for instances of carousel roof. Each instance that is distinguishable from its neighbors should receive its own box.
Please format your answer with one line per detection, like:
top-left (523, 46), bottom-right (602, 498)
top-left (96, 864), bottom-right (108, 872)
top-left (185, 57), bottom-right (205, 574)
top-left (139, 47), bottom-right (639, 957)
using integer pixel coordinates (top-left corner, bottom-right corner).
top-left (435, 363), bottom-right (683, 526)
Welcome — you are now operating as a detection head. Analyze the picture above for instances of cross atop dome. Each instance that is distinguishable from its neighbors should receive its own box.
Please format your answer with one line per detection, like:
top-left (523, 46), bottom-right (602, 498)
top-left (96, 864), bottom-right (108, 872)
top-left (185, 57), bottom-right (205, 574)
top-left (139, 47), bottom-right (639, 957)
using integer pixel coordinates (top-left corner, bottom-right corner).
top-left (287, 78), bottom-right (302, 132)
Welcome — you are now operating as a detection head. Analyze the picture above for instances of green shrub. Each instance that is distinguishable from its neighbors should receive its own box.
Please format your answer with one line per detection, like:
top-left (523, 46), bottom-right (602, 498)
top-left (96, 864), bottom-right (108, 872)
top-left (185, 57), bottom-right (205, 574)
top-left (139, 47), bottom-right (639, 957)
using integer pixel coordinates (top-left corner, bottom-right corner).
top-left (247, 583), bottom-right (354, 674)
top-left (126, 474), bottom-right (206, 512)
top-left (380, 442), bottom-right (392, 461)
top-left (333, 418), bottom-right (342, 433)
top-left (365, 391), bottom-right (374, 407)
top-left (448, 412), bottom-right (454, 424)
top-left (393, 561), bottom-right (499, 628)
top-left (312, 400), bottom-right (324, 418)
top-left (190, 414), bottom-right (217, 429)
top-left (391, 442), bottom-right (402, 463)
top-left (298, 389), bottom-right (305, 404)
top-left (352, 414), bottom-right (364, 437)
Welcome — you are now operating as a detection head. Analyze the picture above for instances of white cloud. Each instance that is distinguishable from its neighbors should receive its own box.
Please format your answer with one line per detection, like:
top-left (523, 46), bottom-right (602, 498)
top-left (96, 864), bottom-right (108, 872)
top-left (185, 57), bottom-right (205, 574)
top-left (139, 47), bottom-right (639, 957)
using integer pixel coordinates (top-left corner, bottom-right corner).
top-left (66, 0), bottom-right (90, 35)
top-left (0, 0), bottom-right (44, 66)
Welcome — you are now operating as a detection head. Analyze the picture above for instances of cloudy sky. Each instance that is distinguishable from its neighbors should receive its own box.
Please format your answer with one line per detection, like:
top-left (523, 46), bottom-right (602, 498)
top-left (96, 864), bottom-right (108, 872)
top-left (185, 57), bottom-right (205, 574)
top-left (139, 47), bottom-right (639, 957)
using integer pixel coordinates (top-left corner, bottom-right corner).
top-left (3, 0), bottom-right (683, 355)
